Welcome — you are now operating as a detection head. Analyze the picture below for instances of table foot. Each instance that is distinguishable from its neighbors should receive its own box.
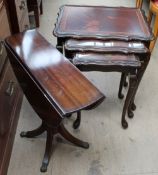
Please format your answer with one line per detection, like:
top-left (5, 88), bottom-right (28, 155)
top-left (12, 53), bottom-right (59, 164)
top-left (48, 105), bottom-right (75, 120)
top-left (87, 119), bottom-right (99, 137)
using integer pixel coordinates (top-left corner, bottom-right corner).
top-left (128, 103), bottom-right (135, 118)
top-left (40, 163), bottom-right (48, 173)
top-left (127, 101), bottom-right (136, 119)
top-left (128, 110), bottom-right (134, 118)
top-left (131, 102), bottom-right (136, 111)
top-left (122, 119), bottom-right (128, 129)
top-left (20, 123), bottom-right (45, 138)
top-left (20, 120), bottom-right (89, 172)
top-left (118, 93), bottom-right (124, 99)
top-left (40, 127), bottom-right (54, 173)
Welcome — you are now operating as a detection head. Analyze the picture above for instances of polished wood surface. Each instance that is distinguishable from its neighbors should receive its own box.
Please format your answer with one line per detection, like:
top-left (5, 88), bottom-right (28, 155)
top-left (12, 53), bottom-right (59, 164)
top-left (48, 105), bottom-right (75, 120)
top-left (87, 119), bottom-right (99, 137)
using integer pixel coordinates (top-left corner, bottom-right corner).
top-left (65, 39), bottom-right (149, 54)
top-left (4, 30), bottom-right (105, 172)
top-left (73, 53), bottom-right (141, 71)
top-left (5, 30), bottom-right (104, 116)
top-left (54, 5), bottom-right (153, 41)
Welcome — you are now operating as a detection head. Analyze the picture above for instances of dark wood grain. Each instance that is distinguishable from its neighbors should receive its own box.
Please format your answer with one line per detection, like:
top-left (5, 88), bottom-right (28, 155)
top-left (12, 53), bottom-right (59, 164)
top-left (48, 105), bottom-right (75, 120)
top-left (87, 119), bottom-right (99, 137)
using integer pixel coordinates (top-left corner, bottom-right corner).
top-left (54, 5), bottom-right (153, 41)
top-left (5, 30), bottom-right (104, 117)
top-left (4, 29), bottom-right (105, 172)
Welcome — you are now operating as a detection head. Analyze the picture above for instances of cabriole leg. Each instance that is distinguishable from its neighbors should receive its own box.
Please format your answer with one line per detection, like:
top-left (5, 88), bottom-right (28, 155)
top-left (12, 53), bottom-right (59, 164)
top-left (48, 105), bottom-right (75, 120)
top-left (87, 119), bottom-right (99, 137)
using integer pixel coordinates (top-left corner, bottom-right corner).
top-left (118, 73), bottom-right (126, 99)
top-left (59, 123), bottom-right (89, 149)
top-left (121, 74), bottom-right (137, 129)
top-left (20, 123), bottom-right (45, 138)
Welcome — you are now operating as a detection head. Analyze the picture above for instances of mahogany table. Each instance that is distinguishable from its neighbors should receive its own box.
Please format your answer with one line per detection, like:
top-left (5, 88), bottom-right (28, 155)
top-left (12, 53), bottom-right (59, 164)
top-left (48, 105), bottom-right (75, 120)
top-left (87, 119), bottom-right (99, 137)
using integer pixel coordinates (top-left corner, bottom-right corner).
top-left (4, 30), bottom-right (105, 172)
top-left (53, 5), bottom-right (153, 128)
top-left (54, 5), bottom-right (153, 47)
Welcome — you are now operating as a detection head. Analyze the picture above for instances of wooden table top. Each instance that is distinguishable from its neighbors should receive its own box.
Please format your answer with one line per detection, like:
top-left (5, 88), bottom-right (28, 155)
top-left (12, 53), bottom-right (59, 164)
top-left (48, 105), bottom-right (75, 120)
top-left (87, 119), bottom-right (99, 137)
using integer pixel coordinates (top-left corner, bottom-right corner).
top-left (65, 39), bottom-right (149, 54)
top-left (5, 30), bottom-right (105, 116)
top-left (54, 5), bottom-right (153, 41)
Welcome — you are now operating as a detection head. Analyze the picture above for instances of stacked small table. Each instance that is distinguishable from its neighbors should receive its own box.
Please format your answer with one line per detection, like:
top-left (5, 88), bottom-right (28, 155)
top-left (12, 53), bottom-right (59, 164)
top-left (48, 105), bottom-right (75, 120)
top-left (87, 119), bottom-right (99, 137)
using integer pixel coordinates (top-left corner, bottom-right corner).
top-left (53, 5), bottom-right (153, 128)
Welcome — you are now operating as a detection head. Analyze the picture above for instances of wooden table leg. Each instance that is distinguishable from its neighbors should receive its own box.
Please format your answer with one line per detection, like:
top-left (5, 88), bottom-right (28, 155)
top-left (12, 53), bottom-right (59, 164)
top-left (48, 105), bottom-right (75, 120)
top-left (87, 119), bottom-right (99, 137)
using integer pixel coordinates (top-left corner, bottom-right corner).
top-left (118, 73), bottom-right (127, 99)
top-left (20, 119), bottom-right (89, 172)
top-left (20, 123), bottom-right (45, 138)
top-left (121, 74), bottom-right (137, 129)
top-left (56, 38), bottom-right (63, 53)
top-left (58, 123), bottom-right (89, 149)
top-left (40, 127), bottom-right (54, 172)
top-left (127, 54), bottom-right (150, 119)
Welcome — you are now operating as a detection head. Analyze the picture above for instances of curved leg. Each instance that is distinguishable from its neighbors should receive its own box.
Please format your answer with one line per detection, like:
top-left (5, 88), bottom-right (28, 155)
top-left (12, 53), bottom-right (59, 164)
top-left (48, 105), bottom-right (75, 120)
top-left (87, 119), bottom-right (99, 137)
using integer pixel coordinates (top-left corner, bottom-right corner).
top-left (118, 73), bottom-right (126, 99)
top-left (58, 123), bottom-right (89, 149)
top-left (20, 123), bottom-right (45, 138)
top-left (127, 100), bottom-right (137, 118)
top-left (127, 100), bottom-right (137, 119)
top-left (121, 74), bottom-right (137, 129)
top-left (128, 105), bottom-right (134, 119)
top-left (128, 54), bottom-right (150, 118)
top-left (73, 111), bottom-right (81, 129)
top-left (40, 128), bottom-right (54, 172)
